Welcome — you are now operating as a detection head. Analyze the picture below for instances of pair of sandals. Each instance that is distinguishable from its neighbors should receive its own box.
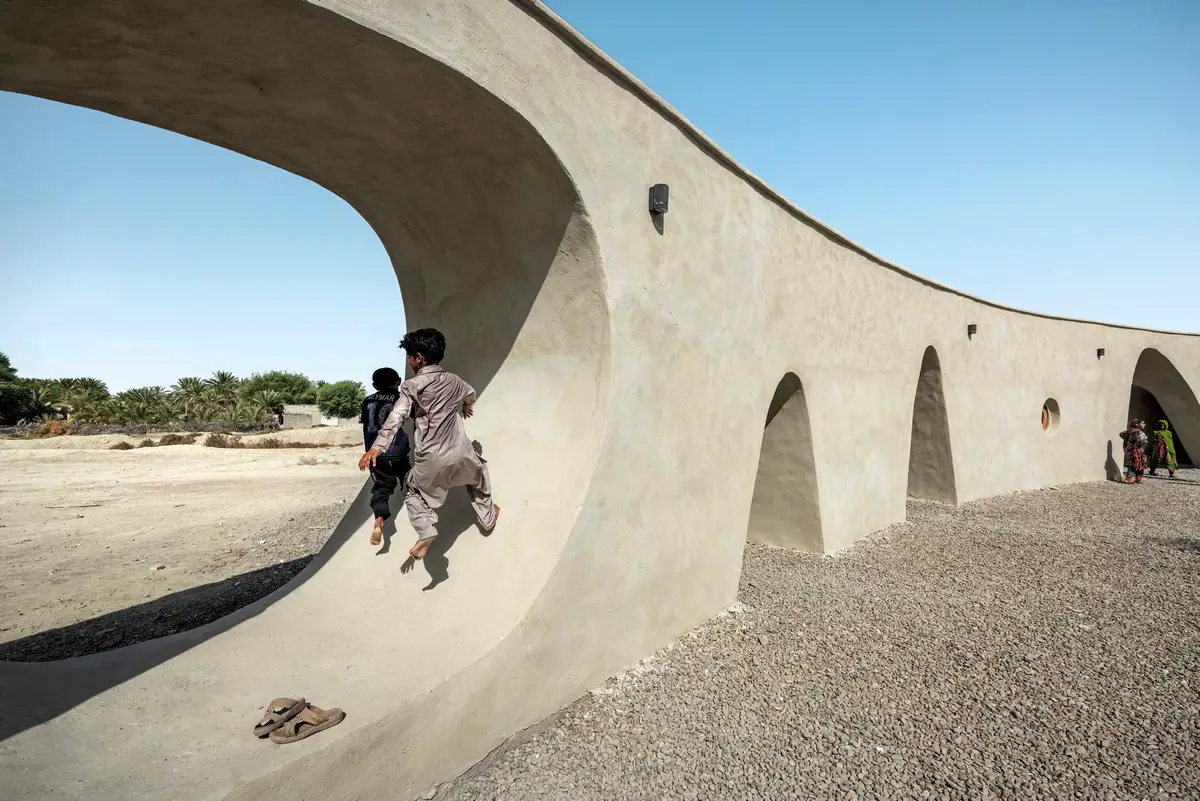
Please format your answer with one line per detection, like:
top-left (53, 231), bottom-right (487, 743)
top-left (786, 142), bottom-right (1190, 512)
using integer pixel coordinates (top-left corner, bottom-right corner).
top-left (253, 697), bottom-right (345, 744)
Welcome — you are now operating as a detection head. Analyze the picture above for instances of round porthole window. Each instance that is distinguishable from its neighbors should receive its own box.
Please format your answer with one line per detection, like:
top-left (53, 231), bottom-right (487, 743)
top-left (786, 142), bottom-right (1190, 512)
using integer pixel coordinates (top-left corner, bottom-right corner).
top-left (1042, 399), bottom-right (1060, 433)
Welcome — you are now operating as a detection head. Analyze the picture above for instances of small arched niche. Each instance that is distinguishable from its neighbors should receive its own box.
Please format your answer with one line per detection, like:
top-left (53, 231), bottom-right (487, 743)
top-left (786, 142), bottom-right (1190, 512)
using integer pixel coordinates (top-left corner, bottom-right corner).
top-left (907, 346), bottom-right (957, 503)
top-left (746, 372), bottom-right (823, 552)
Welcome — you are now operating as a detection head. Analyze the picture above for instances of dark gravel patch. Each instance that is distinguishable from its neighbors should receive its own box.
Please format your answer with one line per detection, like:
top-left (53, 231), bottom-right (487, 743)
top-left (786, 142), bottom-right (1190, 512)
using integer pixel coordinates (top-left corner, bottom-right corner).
top-left (438, 473), bottom-right (1200, 801)
top-left (0, 501), bottom-right (347, 662)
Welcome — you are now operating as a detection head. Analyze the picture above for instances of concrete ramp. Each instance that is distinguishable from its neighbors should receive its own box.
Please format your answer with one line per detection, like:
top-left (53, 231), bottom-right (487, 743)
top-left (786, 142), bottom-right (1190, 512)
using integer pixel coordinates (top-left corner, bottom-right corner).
top-left (0, 403), bottom-right (593, 799)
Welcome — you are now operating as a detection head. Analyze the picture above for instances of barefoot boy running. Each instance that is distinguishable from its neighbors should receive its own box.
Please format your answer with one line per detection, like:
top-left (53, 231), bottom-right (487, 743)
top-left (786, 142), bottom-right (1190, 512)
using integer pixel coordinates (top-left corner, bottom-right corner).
top-left (358, 328), bottom-right (499, 560)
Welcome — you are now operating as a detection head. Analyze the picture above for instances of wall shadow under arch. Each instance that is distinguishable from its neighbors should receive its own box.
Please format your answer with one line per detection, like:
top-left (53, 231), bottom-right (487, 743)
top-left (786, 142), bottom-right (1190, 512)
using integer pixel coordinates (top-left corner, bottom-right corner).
top-left (907, 346), bottom-right (957, 503)
top-left (746, 372), bottom-right (823, 552)
top-left (1128, 349), bottom-right (1198, 467)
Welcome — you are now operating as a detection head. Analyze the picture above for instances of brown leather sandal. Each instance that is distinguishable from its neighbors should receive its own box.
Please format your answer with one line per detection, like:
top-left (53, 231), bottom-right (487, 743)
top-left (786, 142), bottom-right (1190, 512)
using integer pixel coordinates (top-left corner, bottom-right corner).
top-left (268, 704), bottom-right (346, 744)
top-left (253, 697), bottom-right (306, 738)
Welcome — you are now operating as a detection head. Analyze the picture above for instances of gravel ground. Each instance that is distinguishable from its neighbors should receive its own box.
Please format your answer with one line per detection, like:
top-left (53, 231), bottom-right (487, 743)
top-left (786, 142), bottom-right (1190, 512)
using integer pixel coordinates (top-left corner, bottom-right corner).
top-left (0, 501), bottom-right (348, 662)
top-left (440, 473), bottom-right (1200, 801)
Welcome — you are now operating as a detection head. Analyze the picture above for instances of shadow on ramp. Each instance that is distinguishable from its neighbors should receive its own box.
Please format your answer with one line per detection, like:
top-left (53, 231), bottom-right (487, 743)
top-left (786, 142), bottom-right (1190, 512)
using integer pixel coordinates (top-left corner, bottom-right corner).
top-left (0, 482), bottom-right (372, 742)
top-left (0, 557), bottom-right (315, 664)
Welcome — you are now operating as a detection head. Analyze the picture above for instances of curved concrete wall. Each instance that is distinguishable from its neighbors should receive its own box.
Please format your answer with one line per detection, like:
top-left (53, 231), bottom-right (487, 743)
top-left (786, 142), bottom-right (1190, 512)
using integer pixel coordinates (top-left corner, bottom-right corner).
top-left (1, 1), bottom-right (1197, 799)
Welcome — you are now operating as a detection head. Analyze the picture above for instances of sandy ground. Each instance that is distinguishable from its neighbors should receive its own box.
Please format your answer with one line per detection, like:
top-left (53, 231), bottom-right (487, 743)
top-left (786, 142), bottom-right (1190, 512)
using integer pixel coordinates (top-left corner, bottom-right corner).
top-left (0, 430), bottom-right (366, 659)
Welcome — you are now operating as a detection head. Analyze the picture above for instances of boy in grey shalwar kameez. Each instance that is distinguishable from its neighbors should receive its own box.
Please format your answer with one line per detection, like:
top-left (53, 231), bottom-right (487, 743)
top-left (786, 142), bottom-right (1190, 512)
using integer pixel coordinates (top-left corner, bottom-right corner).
top-left (359, 328), bottom-right (499, 560)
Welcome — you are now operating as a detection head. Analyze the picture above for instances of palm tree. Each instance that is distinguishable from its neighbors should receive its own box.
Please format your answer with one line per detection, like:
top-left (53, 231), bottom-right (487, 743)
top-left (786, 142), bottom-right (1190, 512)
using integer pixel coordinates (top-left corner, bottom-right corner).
top-left (189, 401), bottom-right (219, 424)
top-left (24, 378), bottom-right (62, 401)
top-left (59, 387), bottom-right (100, 419)
top-left (44, 378), bottom-right (110, 422)
top-left (24, 384), bottom-right (64, 420)
top-left (68, 396), bottom-right (112, 423)
top-left (172, 377), bottom-right (207, 417)
top-left (222, 400), bottom-right (271, 425)
top-left (0, 351), bottom-right (16, 383)
top-left (247, 389), bottom-right (284, 414)
top-left (172, 376), bottom-right (205, 396)
top-left (204, 371), bottom-right (241, 407)
top-left (53, 378), bottom-right (109, 418)
top-left (74, 377), bottom-right (110, 398)
top-left (114, 386), bottom-right (171, 424)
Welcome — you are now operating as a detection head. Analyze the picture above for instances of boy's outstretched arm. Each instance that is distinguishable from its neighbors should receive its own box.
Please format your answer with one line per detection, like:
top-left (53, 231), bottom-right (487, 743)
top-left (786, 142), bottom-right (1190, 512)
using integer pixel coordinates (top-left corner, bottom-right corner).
top-left (359, 388), bottom-right (413, 471)
top-left (462, 381), bottom-right (477, 419)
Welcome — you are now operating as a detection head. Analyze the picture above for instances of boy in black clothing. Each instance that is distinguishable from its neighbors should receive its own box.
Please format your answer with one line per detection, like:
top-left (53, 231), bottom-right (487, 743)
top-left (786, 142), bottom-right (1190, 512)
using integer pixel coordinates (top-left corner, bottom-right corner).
top-left (361, 367), bottom-right (411, 546)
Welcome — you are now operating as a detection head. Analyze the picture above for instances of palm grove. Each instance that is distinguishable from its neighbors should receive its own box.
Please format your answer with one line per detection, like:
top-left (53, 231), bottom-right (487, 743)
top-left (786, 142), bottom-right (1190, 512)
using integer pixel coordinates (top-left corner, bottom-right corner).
top-left (0, 351), bottom-right (365, 428)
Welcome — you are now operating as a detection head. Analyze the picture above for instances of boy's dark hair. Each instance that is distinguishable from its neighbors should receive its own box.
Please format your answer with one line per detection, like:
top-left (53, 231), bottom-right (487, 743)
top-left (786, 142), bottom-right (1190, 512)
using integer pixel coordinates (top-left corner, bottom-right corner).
top-left (399, 328), bottom-right (446, 365)
top-left (371, 367), bottom-right (401, 388)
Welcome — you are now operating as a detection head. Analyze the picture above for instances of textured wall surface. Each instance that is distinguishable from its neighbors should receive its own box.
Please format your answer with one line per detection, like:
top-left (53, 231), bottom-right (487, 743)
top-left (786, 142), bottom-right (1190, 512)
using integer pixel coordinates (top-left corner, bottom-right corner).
top-left (0, 1), bottom-right (1196, 799)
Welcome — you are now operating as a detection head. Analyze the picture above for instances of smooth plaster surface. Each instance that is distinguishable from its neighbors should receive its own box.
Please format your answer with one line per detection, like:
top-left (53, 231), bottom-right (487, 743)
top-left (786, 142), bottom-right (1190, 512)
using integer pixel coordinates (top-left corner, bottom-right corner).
top-left (0, 1), bottom-right (1197, 798)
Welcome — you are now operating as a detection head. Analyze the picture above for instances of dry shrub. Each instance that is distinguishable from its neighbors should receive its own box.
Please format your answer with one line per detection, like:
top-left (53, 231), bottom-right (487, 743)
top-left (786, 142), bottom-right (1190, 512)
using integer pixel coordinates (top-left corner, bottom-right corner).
top-left (158, 433), bottom-right (198, 446)
top-left (249, 437), bottom-right (284, 449)
top-left (37, 420), bottom-right (69, 438)
top-left (139, 438), bottom-right (157, 448)
top-left (109, 441), bottom-right (135, 451)
top-left (297, 455), bottom-right (321, 466)
top-left (202, 432), bottom-right (322, 450)
top-left (246, 438), bottom-right (324, 450)
top-left (203, 433), bottom-right (245, 449)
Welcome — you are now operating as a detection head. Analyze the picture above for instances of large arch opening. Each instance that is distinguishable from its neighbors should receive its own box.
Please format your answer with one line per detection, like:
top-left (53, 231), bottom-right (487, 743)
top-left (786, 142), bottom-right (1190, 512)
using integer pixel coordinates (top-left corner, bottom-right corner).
top-left (0, 3), bottom-right (610, 793)
top-left (1, 1), bottom-right (609, 649)
top-left (747, 372), bottom-right (823, 552)
top-left (1, 0), bottom-right (605, 398)
top-left (1128, 349), bottom-right (1197, 467)
top-left (906, 346), bottom-right (957, 503)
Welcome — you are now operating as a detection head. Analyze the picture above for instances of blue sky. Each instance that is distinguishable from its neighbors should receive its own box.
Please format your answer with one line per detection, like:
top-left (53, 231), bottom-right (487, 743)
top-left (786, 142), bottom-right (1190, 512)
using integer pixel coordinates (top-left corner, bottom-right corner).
top-left (0, 93), bottom-right (398, 391)
top-left (1, 1), bottom-right (1196, 390)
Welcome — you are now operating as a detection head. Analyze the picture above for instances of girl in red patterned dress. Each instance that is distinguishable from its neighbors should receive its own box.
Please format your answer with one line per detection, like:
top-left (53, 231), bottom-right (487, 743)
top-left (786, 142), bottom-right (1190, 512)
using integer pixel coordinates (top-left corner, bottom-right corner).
top-left (1119, 419), bottom-right (1148, 484)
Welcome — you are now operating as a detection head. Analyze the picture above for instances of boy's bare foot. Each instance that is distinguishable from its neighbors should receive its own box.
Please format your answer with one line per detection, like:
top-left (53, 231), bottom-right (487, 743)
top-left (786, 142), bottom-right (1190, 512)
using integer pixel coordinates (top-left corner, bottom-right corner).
top-left (370, 517), bottom-right (384, 546)
top-left (409, 537), bottom-right (434, 560)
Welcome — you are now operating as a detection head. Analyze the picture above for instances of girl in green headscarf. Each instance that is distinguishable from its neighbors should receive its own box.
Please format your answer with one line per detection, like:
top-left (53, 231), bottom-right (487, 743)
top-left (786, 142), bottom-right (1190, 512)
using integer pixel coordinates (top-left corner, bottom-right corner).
top-left (1148, 420), bottom-right (1178, 478)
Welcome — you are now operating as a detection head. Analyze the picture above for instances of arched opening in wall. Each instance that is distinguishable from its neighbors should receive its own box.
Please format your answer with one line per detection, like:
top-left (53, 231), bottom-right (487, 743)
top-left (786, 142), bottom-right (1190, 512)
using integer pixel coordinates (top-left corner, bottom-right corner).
top-left (746, 373), bottom-right (823, 552)
top-left (0, 1), bottom-right (609, 667)
top-left (1128, 349), bottom-right (1197, 469)
top-left (907, 346), bottom-right (957, 503)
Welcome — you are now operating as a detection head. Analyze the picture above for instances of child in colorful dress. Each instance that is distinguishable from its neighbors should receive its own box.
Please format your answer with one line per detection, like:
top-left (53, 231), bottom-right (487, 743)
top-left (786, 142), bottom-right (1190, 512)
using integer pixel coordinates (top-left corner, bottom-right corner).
top-left (1119, 419), bottom-right (1148, 483)
top-left (1147, 419), bottom-right (1178, 478)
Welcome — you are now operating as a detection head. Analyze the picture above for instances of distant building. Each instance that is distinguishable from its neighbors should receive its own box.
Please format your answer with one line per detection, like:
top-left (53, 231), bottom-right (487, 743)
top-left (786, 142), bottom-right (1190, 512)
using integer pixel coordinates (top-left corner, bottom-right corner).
top-left (279, 404), bottom-right (345, 429)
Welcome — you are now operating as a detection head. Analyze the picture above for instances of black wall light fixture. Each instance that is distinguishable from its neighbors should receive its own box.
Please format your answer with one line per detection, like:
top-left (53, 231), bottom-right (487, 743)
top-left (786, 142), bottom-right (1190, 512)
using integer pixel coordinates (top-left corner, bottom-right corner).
top-left (649, 183), bottom-right (669, 216)
top-left (1097, 348), bottom-right (1106, 359)
top-left (967, 323), bottom-right (978, 339)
